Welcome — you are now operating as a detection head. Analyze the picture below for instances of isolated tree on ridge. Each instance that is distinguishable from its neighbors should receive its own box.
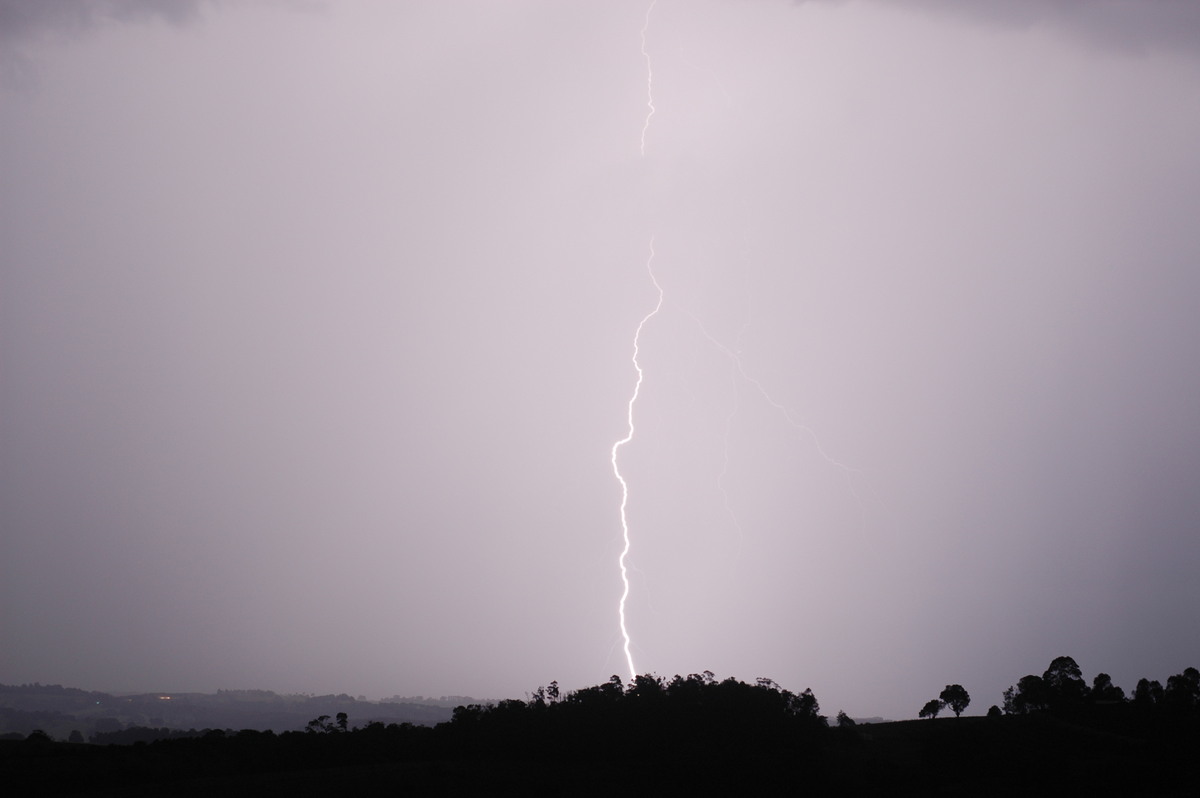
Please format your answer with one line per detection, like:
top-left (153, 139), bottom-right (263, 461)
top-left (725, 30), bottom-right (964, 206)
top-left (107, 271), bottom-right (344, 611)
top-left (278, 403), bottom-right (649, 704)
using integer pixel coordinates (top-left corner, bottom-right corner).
top-left (919, 699), bottom-right (944, 719)
top-left (939, 684), bottom-right (970, 717)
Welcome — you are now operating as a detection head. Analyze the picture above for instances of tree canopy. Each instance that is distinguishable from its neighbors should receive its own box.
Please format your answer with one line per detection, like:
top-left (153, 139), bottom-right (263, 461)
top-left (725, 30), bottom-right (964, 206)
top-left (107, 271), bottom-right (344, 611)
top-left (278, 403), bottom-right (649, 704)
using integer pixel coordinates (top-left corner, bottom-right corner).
top-left (919, 699), bottom-right (944, 720)
top-left (939, 685), bottom-right (970, 717)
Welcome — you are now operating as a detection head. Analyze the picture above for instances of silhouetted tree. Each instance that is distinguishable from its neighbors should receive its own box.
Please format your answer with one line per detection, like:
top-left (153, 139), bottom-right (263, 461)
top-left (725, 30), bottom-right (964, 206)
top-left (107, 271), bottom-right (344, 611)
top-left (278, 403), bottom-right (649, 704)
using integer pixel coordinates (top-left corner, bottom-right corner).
top-left (67, 730), bottom-right (84, 744)
top-left (1043, 656), bottom-right (1087, 709)
top-left (939, 685), bottom-right (970, 717)
top-left (790, 687), bottom-right (821, 719)
top-left (836, 710), bottom-right (856, 728)
top-left (986, 705), bottom-right (1002, 719)
top-left (1004, 674), bottom-right (1049, 714)
top-left (919, 699), bottom-right (944, 719)
top-left (563, 675), bottom-right (624, 710)
top-left (627, 673), bottom-right (666, 702)
top-left (529, 681), bottom-right (562, 708)
top-left (1132, 678), bottom-right (1164, 707)
top-left (1002, 686), bottom-right (1017, 714)
top-left (305, 714), bottom-right (345, 733)
top-left (1090, 673), bottom-right (1125, 703)
top-left (1164, 668), bottom-right (1200, 710)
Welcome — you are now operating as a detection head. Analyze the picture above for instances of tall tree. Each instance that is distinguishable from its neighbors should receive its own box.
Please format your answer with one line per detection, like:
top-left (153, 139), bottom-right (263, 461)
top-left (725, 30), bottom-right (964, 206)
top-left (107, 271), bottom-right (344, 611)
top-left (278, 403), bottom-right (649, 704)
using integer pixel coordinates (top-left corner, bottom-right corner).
top-left (1043, 656), bottom-right (1087, 708)
top-left (1090, 673), bottom-right (1125, 703)
top-left (1004, 675), bottom-right (1049, 714)
top-left (1164, 668), bottom-right (1200, 710)
top-left (1132, 678), bottom-right (1164, 707)
top-left (939, 684), bottom-right (970, 717)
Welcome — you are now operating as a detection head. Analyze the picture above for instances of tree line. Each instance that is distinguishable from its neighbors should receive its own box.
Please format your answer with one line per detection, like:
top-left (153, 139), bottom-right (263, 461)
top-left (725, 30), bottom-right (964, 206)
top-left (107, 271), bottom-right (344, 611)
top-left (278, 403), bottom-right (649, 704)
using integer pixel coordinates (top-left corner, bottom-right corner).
top-left (999, 656), bottom-right (1199, 719)
top-left (910, 656), bottom-right (1200, 724)
top-left (4, 662), bottom-right (1198, 794)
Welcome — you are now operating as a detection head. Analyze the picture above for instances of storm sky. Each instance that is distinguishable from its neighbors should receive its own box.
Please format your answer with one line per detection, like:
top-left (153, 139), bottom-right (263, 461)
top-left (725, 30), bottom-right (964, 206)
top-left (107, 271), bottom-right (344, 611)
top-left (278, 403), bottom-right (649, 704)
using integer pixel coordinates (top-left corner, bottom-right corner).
top-left (2, 0), bottom-right (1199, 719)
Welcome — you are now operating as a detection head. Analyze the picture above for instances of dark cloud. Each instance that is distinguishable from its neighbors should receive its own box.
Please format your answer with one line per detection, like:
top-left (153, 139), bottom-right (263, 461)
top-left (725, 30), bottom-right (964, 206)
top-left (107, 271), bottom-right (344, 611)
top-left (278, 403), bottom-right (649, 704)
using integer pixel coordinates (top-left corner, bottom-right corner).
top-left (0, 0), bottom-right (204, 42)
top-left (796, 0), bottom-right (1200, 56)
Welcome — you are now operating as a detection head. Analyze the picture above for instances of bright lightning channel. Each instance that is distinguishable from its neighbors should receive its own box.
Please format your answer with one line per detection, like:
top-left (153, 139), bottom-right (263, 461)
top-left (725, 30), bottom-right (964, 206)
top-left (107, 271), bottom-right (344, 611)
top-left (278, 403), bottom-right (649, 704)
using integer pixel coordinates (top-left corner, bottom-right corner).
top-left (611, 240), bottom-right (663, 681)
top-left (608, 0), bottom-right (864, 682)
top-left (611, 0), bottom-right (661, 682)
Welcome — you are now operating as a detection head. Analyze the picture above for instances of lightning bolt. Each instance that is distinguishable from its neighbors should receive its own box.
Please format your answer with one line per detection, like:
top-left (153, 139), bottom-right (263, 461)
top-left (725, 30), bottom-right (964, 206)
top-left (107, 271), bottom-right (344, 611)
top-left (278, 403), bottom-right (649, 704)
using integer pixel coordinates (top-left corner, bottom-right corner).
top-left (639, 0), bottom-right (657, 157)
top-left (607, 0), bottom-right (662, 683)
top-left (611, 0), bottom-right (861, 680)
top-left (606, 1), bottom-right (865, 682)
top-left (612, 239), bottom-right (663, 680)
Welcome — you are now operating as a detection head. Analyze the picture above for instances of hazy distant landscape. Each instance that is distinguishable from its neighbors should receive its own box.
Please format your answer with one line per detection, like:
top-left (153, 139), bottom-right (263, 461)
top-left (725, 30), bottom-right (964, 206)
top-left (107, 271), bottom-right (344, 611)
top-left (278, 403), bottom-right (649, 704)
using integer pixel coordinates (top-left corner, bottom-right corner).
top-left (0, 683), bottom-right (458, 741)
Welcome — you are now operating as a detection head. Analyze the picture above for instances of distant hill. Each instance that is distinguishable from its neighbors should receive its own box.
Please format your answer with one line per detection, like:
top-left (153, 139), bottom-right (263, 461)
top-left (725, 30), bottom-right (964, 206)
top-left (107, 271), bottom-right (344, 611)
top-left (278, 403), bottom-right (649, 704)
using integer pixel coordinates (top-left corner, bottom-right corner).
top-left (0, 683), bottom-right (457, 739)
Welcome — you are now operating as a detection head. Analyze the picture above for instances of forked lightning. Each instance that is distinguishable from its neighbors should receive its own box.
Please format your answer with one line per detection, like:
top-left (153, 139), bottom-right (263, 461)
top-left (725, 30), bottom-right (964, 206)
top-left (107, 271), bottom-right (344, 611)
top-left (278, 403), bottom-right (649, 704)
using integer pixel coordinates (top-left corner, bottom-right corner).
top-left (611, 240), bottom-right (663, 680)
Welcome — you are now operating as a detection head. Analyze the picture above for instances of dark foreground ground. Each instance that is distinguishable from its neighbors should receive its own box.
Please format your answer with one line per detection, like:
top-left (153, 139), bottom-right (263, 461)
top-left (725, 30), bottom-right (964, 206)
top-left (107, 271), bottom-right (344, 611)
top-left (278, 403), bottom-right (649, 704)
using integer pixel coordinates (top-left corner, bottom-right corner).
top-left (5, 712), bottom-right (1198, 797)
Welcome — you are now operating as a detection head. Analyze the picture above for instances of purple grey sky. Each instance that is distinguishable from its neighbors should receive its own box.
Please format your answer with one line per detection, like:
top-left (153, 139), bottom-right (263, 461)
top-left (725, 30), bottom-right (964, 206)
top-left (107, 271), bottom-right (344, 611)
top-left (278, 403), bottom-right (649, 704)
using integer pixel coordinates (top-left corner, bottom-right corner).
top-left (2, 0), bottom-right (1199, 719)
